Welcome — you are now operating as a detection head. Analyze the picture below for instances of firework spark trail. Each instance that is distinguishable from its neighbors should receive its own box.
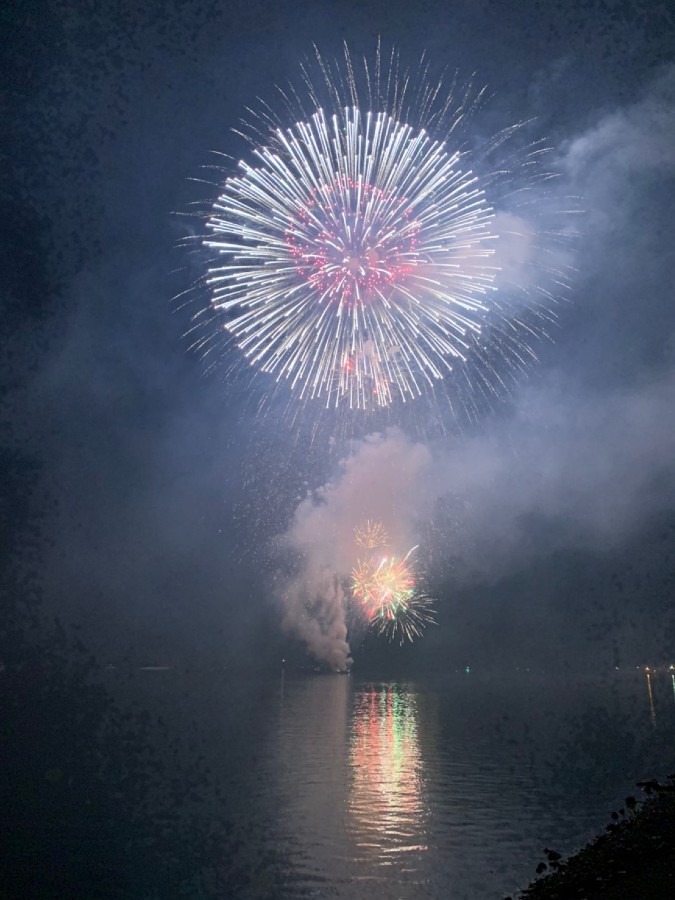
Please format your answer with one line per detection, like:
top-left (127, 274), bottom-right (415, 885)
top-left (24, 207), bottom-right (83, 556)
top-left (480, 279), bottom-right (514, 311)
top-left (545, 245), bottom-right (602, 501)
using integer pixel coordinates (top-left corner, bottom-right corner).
top-left (274, 430), bottom-right (437, 666)
top-left (351, 545), bottom-right (437, 644)
top-left (192, 45), bottom-right (574, 421)
top-left (190, 49), bottom-right (578, 663)
top-left (205, 108), bottom-right (496, 410)
top-left (372, 592), bottom-right (437, 645)
top-left (354, 519), bottom-right (390, 549)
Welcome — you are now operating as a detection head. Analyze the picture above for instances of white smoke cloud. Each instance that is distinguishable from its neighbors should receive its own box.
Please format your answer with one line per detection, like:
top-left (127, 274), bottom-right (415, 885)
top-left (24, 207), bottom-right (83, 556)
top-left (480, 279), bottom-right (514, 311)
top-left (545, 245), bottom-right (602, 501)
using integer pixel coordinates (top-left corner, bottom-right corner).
top-left (275, 66), bottom-right (675, 667)
top-left (278, 370), bottom-right (675, 667)
top-left (276, 430), bottom-right (436, 667)
top-left (564, 66), bottom-right (675, 182)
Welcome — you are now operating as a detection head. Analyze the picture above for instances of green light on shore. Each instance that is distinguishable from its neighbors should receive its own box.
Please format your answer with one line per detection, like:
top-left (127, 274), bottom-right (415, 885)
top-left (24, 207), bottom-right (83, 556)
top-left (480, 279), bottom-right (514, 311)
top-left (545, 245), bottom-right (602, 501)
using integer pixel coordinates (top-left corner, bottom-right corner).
top-left (465, 665), bottom-right (471, 674)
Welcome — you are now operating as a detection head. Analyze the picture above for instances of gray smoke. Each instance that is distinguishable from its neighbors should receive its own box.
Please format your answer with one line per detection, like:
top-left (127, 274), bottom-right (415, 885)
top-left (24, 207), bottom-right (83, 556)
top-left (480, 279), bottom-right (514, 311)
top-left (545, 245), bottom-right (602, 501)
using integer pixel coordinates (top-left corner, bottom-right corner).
top-left (275, 66), bottom-right (675, 667)
top-left (277, 431), bottom-right (436, 667)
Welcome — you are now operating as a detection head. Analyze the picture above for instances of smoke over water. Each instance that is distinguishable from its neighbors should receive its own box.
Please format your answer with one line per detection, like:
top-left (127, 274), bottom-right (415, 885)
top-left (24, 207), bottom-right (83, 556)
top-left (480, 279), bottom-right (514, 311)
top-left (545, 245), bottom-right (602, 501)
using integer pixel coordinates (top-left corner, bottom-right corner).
top-left (276, 430), bottom-right (436, 667)
top-left (273, 66), bottom-right (675, 668)
top-left (276, 372), bottom-right (675, 667)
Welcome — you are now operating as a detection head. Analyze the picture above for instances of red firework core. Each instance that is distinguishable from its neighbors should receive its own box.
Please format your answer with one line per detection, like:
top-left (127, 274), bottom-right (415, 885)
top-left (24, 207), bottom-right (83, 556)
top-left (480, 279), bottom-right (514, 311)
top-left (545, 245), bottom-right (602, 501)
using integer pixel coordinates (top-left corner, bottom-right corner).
top-left (285, 177), bottom-right (420, 306)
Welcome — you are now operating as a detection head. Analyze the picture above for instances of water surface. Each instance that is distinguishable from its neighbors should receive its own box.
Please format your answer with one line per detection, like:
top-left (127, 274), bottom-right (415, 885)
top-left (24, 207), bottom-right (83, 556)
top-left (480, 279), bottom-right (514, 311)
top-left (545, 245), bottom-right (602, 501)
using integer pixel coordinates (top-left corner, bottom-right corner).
top-left (107, 668), bottom-right (675, 898)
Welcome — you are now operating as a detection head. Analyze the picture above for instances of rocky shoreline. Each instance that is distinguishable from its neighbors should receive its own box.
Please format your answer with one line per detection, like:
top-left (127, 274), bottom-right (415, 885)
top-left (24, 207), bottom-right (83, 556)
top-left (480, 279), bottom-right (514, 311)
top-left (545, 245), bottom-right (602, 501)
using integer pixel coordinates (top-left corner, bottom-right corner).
top-left (506, 778), bottom-right (675, 899)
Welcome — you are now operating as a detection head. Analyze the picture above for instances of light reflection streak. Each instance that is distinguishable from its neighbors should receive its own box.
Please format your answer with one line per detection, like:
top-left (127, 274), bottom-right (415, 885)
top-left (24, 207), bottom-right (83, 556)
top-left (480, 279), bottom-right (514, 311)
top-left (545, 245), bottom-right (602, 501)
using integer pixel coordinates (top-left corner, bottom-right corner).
top-left (348, 685), bottom-right (428, 862)
top-left (645, 670), bottom-right (656, 725)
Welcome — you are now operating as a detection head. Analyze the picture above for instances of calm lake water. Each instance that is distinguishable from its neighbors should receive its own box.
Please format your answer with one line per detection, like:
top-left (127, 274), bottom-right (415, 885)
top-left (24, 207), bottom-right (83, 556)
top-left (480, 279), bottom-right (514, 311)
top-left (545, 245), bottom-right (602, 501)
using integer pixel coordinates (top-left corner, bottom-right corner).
top-left (101, 668), bottom-right (675, 898)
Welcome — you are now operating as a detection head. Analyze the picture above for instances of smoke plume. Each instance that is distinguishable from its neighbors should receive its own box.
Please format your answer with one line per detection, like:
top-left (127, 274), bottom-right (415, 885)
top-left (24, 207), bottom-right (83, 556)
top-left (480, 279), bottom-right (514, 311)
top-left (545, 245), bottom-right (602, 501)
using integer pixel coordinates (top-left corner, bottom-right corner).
top-left (275, 68), bottom-right (675, 667)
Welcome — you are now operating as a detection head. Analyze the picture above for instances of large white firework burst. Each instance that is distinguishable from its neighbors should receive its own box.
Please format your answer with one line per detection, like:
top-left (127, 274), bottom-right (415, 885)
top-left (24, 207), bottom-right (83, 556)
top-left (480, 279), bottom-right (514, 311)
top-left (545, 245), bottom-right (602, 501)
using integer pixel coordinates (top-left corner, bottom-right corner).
top-left (189, 44), bottom-right (574, 417)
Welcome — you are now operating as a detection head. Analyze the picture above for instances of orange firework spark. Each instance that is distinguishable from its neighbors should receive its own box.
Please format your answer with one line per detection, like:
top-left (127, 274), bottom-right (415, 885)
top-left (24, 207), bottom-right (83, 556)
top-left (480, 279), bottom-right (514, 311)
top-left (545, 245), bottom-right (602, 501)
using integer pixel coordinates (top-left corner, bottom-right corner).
top-left (350, 546), bottom-right (437, 644)
top-left (354, 519), bottom-right (390, 550)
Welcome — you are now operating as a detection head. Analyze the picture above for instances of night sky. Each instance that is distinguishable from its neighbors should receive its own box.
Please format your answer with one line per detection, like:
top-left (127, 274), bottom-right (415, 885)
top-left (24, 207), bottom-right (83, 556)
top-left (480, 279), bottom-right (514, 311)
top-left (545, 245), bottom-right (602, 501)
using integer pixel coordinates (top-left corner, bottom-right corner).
top-left (4, 0), bottom-right (675, 673)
